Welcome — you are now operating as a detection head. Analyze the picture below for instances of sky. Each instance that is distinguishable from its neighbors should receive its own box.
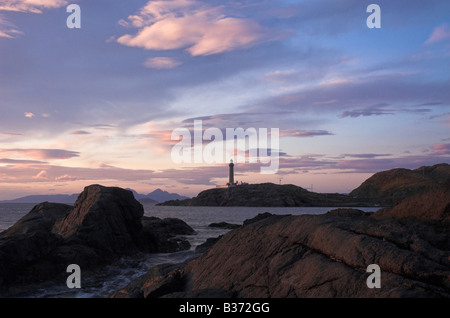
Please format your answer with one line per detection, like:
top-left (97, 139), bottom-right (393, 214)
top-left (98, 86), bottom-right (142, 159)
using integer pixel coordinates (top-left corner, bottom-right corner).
top-left (0, 0), bottom-right (449, 199)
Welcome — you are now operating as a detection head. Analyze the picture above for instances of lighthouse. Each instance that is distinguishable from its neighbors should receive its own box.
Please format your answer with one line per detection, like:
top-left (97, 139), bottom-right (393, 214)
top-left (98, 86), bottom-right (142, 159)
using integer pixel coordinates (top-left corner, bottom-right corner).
top-left (228, 159), bottom-right (235, 186)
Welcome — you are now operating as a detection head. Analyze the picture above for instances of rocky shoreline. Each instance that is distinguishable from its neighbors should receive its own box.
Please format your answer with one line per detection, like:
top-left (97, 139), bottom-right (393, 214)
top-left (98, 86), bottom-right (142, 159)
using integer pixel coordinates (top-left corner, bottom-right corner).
top-left (112, 184), bottom-right (450, 298)
top-left (1, 180), bottom-right (449, 298)
top-left (0, 185), bottom-right (195, 297)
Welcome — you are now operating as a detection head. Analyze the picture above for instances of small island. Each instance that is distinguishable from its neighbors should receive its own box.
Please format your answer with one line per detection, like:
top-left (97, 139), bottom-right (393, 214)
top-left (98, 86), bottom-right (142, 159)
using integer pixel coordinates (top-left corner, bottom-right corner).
top-left (158, 163), bottom-right (450, 207)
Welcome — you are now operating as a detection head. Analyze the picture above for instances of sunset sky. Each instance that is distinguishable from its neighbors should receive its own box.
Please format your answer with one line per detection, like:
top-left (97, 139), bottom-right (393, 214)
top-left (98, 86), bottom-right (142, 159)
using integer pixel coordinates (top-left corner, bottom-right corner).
top-left (0, 0), bottom-right (449, 199)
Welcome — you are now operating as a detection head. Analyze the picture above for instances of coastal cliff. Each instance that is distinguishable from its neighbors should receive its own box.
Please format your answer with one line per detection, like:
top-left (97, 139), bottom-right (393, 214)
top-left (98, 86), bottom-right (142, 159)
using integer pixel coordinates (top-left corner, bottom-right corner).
top-left (158, 183), bottom-right (374, 207)
top-left (158, 164), bottom-right (450, 207)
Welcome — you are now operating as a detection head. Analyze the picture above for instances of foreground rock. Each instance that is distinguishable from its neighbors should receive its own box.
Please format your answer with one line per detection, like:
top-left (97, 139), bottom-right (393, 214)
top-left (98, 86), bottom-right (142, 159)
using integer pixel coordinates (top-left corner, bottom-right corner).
top-left (116, 200), bottom-right (450, 298)
top-left (0, 185), bottom-right (194, 296)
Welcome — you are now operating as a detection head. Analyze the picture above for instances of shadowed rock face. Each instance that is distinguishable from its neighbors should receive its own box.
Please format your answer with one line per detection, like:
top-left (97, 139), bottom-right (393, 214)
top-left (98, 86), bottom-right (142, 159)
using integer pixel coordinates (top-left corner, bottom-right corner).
top-left (183, 213), bottom-right (449, 298)
top-left (0, 185), bottom-right (194, 296)
top-left (0, 202), bottom-right (72, 290)
top-left (54, 185), bottom-right (146, 257)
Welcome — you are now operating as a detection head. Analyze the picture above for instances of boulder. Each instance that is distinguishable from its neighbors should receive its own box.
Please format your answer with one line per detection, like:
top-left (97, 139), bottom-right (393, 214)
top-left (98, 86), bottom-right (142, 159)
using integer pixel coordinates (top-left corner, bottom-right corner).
top-left (0, 202), bottom-right (71, 289)
top-left (54, 185), bottom-right (145, 257)
top-left (2, 202), bottom-right (72, 237)
top-left (141, 216), bottom-right (195, 253)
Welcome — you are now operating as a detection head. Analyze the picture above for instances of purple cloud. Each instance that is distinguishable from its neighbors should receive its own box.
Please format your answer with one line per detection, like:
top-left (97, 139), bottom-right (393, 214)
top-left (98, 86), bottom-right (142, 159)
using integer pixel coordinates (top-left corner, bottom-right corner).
top-left (0, 148), bottom-right (80, 160)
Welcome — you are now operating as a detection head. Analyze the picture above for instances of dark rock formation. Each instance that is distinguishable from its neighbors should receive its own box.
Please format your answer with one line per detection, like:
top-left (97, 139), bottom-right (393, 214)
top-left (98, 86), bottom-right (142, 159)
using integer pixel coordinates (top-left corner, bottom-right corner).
top-left (0, 185), bottom-right (194, 296)
top-left (243, 212), bottom-right (288, 226)
top-left (54, 185), bottom-right (146, 258)
top-left (0, 202), bottom-right (71, 290)
top-left (110, 263), bottom-right (187, 298)
top-left (141, 216), bottom-right (196, 253)
top-left (350, 163), bottom-right (450, 205)
top-left (158, 183), bottom-right (374, 207)
top-left (373, 183), bottom-right (450, 221)
top-left (158, 164), bottom-right (449, 207)
top-left (208, 222), bottom-right (241, 229)
top-left (118, 200), bottom-right (450, 298)
top-left (194, 236), bottom-right (223, 254)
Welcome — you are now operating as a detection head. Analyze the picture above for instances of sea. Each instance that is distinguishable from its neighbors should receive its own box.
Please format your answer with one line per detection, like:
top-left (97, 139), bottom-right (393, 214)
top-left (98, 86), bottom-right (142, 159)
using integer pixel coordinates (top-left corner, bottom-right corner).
top-left (0, 203), bottom-right (380, 298)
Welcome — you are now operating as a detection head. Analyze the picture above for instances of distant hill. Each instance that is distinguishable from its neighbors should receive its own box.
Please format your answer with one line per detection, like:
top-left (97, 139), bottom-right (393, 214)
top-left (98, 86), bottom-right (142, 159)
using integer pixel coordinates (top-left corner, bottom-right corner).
top-left (125, 189), bottom-right (158, 205)
top-left (0, 194), bottom-right (79, 204)
top-left (147, 189), bottom-right (189, 203)
top-left (1, 188), bottom-right (188, 205)
top-left (157, 183), bottom-right (375, 207)
top-left (350, 163), bottom-right (450, 205)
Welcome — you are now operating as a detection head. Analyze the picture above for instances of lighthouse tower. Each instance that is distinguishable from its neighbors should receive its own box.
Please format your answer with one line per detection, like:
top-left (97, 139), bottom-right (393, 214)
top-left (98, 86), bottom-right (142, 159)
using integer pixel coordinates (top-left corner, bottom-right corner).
top-left (227, 159), bottom-right (235, 186)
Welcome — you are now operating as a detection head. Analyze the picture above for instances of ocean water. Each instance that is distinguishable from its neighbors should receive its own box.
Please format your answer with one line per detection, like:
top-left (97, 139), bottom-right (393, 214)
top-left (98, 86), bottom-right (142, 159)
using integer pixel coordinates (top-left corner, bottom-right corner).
top-left (0, 203), bottom-right (380, 298)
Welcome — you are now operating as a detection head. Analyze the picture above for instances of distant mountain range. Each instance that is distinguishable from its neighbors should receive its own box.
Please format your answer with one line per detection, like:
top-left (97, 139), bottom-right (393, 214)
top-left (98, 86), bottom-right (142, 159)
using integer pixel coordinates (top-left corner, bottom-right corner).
top-left (0, 188), bottom-right (189, 205)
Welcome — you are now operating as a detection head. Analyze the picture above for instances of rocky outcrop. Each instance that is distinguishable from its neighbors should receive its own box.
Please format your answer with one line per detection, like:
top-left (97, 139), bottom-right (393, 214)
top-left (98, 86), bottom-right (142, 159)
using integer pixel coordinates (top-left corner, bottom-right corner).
top-left (373, 183), bottom-right (450, 221)
top-left (350, 163), bottom-right (450, 205)
top-left (0, 185), bottom-right (194, 296)
top-left (208, 222), bottom-right (241, 229)
top-left (159, 183), bottom-right (374, 207)
top-left (0, 202), bottom-right (71, 290)
top-left (141, 216), bottom-right (196, 253)
top-left (54, 185), bottom-right (147, 258)
top-left (117, 201), bottom-right (450, 298)
top-left (159, 164), bottom-right (449, 207)
top-left (183, 213), bottom-right (449, 297)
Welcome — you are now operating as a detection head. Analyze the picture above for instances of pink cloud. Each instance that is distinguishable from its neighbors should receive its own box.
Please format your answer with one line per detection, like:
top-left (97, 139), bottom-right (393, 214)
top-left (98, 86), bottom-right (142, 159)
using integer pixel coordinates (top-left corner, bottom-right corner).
top-left (0, 15), bottom-right (22, 38)
top-left (280, 129), bottom-right (334, 138)
top-left (117, 0), bottom-right (266, 56)
top-left (70, 130), bottom-right (91, 135)
top-left (0, 131), bottom-right (22, 136)
top-left (54, 174), bottom-right (78, 182)
top-left (431, 143), bottom-right (450, 155)
top-left (0, 0), bottom-right (67, 13)
top-left (33, 170), bottom-right (48, 180)
top-left (425, 23), bottom-right (450, 45)
top-left (0, 158), bottom-right (47, 164)
top-left (0, 148), bottom-right (80, 159)
top-left (0, 0), bottom-right (67, 38)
